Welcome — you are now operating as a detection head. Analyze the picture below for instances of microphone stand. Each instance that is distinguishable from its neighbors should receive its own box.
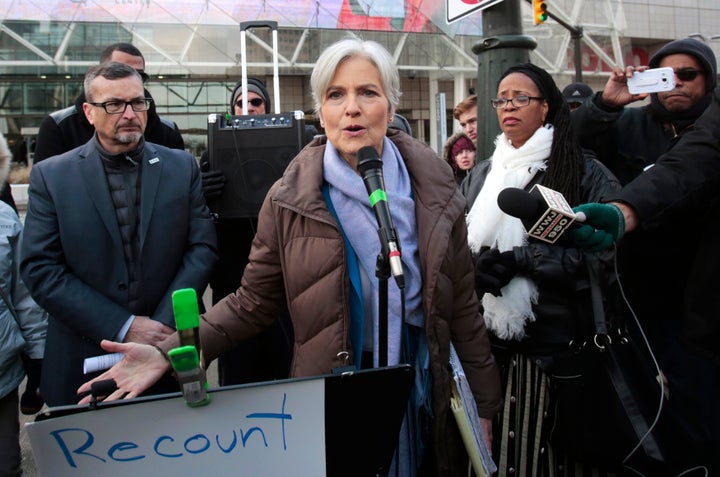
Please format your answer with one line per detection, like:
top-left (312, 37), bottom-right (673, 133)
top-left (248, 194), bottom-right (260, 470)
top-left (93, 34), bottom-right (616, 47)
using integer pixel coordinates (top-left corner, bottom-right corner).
top-left (374, 226), bottom-right (405, 368)
top-left (356, 146), bottom-right (405, 369)
top-left (374, 251), bottom-right (391, 368)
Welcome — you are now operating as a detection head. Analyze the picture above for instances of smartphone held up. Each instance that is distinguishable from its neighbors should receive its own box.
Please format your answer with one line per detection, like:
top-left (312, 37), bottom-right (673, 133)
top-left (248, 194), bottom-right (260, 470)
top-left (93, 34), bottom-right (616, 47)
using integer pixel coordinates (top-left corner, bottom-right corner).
top-left (627, 67), bottom-right (676, 94)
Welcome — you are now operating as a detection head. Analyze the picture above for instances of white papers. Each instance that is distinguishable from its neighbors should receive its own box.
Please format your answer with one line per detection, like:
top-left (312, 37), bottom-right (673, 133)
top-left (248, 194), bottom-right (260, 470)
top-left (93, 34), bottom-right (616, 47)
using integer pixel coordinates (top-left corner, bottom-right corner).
top-left (83, 353), bottom-right (123, 374)
top-left (449, 344), bottom-right (497, 476)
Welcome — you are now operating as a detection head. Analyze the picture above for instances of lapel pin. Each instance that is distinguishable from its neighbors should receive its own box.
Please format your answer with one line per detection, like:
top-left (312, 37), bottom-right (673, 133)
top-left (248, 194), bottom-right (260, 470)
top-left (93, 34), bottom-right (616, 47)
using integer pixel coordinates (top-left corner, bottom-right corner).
top-left (149, 157), bottom-right (160, 164)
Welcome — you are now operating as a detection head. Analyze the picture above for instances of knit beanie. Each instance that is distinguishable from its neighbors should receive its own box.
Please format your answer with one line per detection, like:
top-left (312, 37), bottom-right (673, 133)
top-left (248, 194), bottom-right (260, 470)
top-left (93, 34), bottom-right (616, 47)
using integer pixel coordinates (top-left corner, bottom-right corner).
top-left (649, 38), bottom-right (717, 92)
top-left (451, 134), bottom-right (475, 158)
top-left (230, 78), bottom-right (271, 112)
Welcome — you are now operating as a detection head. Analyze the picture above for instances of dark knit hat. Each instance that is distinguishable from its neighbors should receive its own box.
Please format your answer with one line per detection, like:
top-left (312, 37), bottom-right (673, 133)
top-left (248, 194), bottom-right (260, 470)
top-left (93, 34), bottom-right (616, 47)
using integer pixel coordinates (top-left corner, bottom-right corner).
top-left (230, 77), bottom-right (271, 112)
top-left (451, 134), bottom-right (475, 158)
top-left (649, 38), bottom-right (717, 93)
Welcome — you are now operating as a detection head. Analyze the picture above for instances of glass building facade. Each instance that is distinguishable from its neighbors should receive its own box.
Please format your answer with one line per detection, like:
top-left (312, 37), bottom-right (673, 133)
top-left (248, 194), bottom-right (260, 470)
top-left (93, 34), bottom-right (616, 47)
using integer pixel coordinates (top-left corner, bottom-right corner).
top-left (1, 0), bottom-right (718, 163)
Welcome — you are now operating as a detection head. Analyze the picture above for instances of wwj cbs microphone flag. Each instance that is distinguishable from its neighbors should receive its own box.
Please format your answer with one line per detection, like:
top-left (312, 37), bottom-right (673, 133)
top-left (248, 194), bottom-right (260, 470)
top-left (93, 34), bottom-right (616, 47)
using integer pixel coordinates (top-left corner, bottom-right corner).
top-left (447, 0), bottom-right (504, 23)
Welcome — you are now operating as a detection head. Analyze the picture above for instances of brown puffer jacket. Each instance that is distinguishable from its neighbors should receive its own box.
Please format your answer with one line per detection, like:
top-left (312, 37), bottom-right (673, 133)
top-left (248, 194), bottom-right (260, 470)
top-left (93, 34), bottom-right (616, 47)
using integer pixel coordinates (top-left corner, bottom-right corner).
top-left (177, 129), bottom-right (502, 475)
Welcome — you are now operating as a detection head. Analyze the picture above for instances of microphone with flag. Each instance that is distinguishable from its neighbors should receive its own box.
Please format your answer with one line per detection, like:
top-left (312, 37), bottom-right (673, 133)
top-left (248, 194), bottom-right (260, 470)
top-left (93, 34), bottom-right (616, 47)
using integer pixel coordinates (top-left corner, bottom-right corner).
top-left (497, 184), bottom-right (585, 243)
top-left (357, 146), bottom-right (405, 289)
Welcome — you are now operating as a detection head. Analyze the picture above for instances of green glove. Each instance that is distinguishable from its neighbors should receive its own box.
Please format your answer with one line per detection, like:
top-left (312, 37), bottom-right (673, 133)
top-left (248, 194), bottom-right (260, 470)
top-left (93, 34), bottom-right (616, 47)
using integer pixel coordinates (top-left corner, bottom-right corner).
top-left (566, 203), bottom-right (625, 252)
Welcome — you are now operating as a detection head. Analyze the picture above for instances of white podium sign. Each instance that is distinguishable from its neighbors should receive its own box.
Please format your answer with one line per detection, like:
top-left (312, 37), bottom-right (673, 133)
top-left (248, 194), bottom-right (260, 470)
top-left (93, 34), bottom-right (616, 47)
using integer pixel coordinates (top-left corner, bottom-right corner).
top-left (26, 379), bottom-right (325, 477)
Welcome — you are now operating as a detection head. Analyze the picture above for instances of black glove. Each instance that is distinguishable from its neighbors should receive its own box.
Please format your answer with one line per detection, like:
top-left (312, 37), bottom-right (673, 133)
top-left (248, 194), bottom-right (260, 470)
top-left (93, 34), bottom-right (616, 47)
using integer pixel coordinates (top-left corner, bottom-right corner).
top-left (473, 247), bottom-right (519, 297)
top-left (20, 356), bottom-right (44, 415)
top-left (493, 250), bottom-right (518, 287)
top-left (200, 156), bottom-right (226, 201)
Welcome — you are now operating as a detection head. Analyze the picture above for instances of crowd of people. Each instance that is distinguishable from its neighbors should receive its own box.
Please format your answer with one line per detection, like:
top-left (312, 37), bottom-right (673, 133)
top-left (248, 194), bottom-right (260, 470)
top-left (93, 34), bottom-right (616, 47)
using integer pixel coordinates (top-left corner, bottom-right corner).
top-left (1, 33), bottom-right (717, 477)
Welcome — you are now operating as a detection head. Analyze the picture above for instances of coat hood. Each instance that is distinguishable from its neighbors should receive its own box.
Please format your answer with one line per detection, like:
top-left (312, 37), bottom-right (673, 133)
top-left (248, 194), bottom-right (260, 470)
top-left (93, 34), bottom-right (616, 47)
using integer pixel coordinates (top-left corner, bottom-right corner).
top-left (649, 38), bottom-right (717, 93)
top-left (442, 131), bottom-right (473, 172)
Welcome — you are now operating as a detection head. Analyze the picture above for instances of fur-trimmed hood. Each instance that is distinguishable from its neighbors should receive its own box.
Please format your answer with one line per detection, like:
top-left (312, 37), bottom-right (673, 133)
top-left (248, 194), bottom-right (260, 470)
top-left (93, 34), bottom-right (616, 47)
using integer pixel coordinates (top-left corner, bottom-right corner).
top-left (442, 131), bottom-right (471, 167)
top-left (442, 131), bottom-right (475, 184)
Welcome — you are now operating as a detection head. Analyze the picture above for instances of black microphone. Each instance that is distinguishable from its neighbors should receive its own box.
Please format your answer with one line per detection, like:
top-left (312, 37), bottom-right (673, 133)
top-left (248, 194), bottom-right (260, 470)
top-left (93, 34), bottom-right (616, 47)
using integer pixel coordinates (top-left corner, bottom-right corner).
top-left (357, 146), bottom-right (405, 289)
top-left (497, 185), bottom-right (585, 243)
top-left (88, 379), bottom-right (118, 409)
top-left (90, 379), bottom-right (118, 398)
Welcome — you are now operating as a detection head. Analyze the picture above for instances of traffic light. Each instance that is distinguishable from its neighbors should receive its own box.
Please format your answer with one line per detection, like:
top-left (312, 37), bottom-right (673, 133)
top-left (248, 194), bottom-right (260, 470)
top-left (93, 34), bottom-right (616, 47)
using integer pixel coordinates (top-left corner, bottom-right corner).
top-left (533, 0), bottom-right (548, 25)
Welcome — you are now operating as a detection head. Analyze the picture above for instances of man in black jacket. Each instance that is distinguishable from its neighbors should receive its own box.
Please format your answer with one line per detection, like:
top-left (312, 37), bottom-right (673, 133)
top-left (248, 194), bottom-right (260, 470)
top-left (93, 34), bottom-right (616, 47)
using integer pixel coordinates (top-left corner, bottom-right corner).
top-left (572, 38), bottom-right (718, 475)
top-left (570, 85), bottom-right (720, 475)
top-left (571, 38), bottom-right (716, 185)
top-left (21, 62), bottom-right (216, 406)
top-left (34, 42), bottom-right (184, 162)
top-left (27, 42), bottom-right (185, 410)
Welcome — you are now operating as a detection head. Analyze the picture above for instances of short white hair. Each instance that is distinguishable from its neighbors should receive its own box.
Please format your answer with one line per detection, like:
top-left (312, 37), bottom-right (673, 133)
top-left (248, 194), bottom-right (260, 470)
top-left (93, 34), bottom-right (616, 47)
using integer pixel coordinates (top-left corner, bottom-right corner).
top-left (310, 35), bottom-right (401, 117)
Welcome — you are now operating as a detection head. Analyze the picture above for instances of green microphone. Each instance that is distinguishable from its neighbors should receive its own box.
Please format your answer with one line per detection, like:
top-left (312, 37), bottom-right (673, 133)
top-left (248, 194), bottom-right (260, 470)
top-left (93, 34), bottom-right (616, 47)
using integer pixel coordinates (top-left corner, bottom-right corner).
top-left (168, 345), bottom-right (211, 407)
top-left (170, 288), bottom-right (210, 406)
top-left (172, 288), bottom-right (204, 367)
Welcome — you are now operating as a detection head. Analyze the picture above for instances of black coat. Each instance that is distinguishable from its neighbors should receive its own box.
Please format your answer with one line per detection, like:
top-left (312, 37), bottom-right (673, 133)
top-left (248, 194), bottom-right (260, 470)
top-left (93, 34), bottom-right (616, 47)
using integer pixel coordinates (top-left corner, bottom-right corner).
top-left (571, 95), bottom-right (707, 333)
top-left (571, 92), bottom-right (702, 185)
top-left (460, 151), bottom-right (621, 357)
top-left (20, 140), bottom-right (217, 405)
top-left (612, 86), bottom-right (720, 366)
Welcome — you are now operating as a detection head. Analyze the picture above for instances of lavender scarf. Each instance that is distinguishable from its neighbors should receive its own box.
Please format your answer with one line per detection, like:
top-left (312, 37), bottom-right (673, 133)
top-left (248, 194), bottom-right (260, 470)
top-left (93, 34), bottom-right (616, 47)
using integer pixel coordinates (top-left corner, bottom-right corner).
top-left (323, 137), bottom-right (424, 367)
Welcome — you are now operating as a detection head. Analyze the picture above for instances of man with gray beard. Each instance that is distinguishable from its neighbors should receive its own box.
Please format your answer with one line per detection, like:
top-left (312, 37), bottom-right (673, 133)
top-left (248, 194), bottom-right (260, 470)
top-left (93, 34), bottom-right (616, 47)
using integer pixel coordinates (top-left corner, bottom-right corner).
top-left (19, 62), bottom-right (217, 406)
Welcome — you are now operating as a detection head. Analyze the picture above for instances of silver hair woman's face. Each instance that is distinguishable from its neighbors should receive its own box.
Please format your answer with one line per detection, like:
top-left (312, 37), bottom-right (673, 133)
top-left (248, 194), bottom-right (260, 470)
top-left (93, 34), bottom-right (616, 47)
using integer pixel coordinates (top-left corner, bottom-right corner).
top-left (319, 56), bottom-right (393, 169)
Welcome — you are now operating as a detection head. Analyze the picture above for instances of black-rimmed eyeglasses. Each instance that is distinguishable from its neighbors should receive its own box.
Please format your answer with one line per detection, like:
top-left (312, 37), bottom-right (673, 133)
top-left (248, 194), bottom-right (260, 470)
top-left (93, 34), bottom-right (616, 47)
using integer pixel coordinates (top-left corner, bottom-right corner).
top-left (235, 98), bottom-right (264, 108)
top-left (87, 98), bottom-right (153, 114)
top-left (490, 95), bottom-right (544, 109)
top-left (675, 68), bottom-right (704, 82)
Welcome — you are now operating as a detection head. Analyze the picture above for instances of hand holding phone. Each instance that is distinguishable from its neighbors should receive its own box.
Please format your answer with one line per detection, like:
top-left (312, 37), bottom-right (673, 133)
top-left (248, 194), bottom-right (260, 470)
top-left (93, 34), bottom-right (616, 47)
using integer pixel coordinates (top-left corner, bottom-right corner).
top-left (627, 67), bottom-right (676, 94)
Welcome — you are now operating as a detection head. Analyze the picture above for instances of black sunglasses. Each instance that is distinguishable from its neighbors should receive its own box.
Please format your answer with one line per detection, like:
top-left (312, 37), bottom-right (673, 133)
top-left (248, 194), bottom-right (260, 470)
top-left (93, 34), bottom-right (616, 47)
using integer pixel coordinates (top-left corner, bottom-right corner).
top-left (675, 68), bottom-right (704, 82)
top-left (235, 97), bottom-right (264, 108)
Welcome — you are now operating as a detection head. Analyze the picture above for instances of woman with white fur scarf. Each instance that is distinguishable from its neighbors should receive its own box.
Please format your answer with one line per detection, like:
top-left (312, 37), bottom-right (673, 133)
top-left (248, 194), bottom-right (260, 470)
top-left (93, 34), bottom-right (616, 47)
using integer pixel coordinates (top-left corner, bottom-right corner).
top-left (460, 63), bottom-right (620, 475)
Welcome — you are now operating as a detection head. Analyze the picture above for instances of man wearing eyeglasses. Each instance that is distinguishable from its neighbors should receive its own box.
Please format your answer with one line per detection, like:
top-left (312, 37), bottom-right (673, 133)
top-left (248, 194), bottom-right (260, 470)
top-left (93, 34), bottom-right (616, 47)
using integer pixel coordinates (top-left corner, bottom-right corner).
top-left (570, 37), bottom-right (718, 472)
top-left (24, 43), bottom-right (184, 410)
top-left (34, 42), bottom-right (184, 163)
top-left (19, 62), bottom-right (217, 406)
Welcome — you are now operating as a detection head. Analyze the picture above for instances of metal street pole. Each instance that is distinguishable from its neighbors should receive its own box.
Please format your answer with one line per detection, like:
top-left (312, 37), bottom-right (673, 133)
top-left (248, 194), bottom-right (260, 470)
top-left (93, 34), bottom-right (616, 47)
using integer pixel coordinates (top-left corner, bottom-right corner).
top-left (537, 5), bottom-right (584, 83)
top-left (473, 0), bottom-right (537, 160)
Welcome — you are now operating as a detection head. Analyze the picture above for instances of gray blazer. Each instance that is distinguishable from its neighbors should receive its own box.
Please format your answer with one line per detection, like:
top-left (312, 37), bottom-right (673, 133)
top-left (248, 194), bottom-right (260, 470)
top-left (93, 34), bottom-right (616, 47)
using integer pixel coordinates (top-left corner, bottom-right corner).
top-left (20, 139), bottom-right (217, 405)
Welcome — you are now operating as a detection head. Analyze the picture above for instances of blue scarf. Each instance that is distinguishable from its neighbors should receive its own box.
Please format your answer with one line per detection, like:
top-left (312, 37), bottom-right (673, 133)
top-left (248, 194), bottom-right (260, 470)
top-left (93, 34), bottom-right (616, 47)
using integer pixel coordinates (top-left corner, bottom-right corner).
top-left (323, 137), bottom-right (424, 367)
